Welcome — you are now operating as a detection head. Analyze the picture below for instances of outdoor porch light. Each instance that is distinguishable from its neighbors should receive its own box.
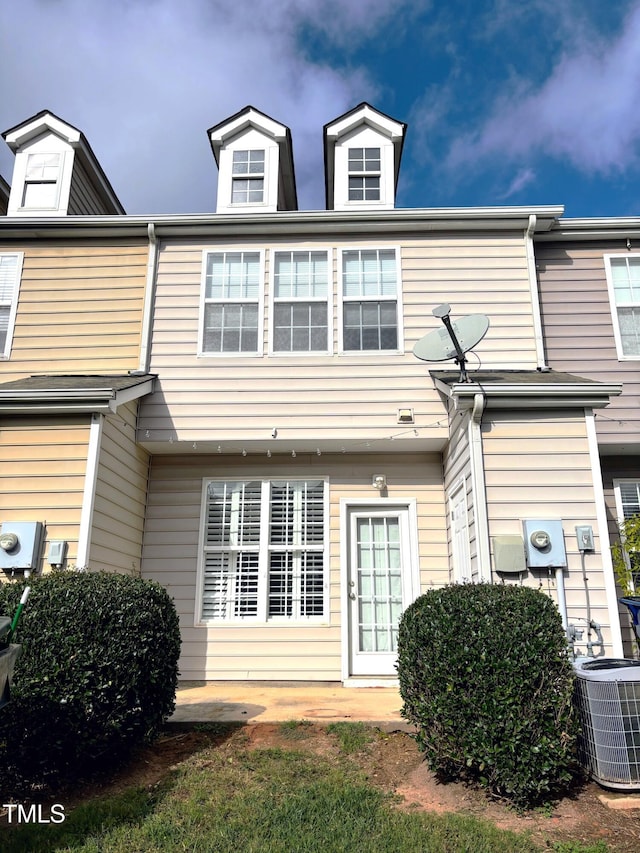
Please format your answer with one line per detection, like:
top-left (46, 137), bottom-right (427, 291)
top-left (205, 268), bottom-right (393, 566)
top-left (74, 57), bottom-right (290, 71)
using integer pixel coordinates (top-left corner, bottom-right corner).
top-left (372, 474), bottom-right (387, 490)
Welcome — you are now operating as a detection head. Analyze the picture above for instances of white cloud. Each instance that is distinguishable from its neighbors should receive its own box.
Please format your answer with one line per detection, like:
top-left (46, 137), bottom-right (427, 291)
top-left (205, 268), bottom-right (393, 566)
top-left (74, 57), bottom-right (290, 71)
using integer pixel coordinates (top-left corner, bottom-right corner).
top-left (499, 168), bottom-right (536, 200)
top-left (446, 2), bottom-right (640, 178)
top-left (0, 0), bottom-right (421, 213)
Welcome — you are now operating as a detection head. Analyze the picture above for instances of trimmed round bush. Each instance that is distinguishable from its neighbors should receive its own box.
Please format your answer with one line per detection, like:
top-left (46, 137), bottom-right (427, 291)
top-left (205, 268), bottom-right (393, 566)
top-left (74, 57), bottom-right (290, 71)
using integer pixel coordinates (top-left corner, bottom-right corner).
top-left (397, 583), bottom-right (578, 808)
top-left (0, 571), bottom-right (180, 789)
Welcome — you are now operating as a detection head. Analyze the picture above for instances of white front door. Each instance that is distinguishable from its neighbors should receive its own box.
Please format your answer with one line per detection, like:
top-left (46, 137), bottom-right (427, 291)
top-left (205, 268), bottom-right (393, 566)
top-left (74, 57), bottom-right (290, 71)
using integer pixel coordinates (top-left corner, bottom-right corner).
top-left (347, 506), bottom-right (415, 677)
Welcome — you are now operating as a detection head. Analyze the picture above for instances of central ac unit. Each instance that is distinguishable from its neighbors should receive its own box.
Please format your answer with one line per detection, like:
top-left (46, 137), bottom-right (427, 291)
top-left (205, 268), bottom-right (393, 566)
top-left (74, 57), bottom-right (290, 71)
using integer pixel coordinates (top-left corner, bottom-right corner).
top-left (573, 658), bottom-right (640, 791)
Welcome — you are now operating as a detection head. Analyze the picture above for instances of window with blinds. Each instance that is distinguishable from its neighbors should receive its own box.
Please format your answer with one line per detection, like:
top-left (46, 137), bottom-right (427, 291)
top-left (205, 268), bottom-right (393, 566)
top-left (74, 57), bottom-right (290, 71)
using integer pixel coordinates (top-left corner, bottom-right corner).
top-left (202, 251), bottom-right (262, 354)
top-left (615, 480), bottom-right (640, 589)
top-left (605, 255), bottom-right (640, 358)
top-left (272, 251), bottom-right (329, 353)
top-left (0, 253), bottom-right (23, 358)
top-left (341, 248), bottom-right (399, 350)
top-left (200, 479), bottom-right (327, 621)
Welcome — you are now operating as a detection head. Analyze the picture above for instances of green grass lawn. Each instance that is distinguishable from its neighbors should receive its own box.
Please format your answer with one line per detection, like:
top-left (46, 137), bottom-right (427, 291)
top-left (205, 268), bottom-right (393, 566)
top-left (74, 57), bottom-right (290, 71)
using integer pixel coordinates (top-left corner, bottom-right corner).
top-left (0, 725), bottom-right (608, 853)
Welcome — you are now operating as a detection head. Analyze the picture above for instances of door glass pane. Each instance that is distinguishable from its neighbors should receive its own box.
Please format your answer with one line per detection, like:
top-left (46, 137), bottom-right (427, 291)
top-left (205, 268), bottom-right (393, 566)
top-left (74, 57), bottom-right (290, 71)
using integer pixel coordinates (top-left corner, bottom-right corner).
top-left (355, 516), bottom-right (404, 653)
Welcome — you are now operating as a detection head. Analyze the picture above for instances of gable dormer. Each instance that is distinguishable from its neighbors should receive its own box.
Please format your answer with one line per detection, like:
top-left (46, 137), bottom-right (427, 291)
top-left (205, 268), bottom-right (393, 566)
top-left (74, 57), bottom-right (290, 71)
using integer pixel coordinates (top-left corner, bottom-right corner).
top-left (0, 174), bottom-right (9, 216)
top-left (208, 106), bottom-right (297, 214)
top-left (2, 110), bottom-right (124, 216)
top-left (324, 103), bottom-right (406, 211)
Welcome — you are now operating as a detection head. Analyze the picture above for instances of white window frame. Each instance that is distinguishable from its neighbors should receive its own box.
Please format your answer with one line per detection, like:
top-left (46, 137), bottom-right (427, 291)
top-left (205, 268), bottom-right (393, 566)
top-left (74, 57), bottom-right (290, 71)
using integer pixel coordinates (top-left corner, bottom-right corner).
top-left (604, 254), bottom-right (640, 360)
top-left (613, 479), bottom-right (640, 591)
top-left (338, 247), bottom-right (403, 354)
top-left (21, 152), bottom-right (64, 210)
top-left (347, 147), bottom-right (381, 203)
top-left (231, 149), bottom-right (266, 206)
top-left (198, 249), bottom-right (265, 357)
top-left (448, 478), bottom-right (472, 583)
top-left (269, 248), bottom-right (333, 356)
top-left (195, 477), bottom-right (330, 625)
top-left (0, 252), bottom-right (24, 359)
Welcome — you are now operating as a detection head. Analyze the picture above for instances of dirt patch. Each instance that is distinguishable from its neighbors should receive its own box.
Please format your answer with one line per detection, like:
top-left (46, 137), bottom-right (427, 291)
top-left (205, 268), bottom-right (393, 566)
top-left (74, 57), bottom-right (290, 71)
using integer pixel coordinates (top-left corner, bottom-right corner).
top-left (5, 722), bottom-right (640, 852)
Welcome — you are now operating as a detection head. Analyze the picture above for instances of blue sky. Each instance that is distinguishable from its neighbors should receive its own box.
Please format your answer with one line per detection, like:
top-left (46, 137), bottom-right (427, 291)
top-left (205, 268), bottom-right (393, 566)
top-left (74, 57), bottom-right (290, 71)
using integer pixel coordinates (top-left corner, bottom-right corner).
top-left (1, 0), bottom-right (639, 217)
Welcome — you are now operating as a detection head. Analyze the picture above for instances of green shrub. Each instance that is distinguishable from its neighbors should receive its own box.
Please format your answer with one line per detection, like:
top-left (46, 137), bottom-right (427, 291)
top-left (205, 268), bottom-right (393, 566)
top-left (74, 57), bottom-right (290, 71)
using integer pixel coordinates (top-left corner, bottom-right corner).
top-left (0, 571), bottom-right (180, 789)
top-left (397, 583), bottom-right (578, 808)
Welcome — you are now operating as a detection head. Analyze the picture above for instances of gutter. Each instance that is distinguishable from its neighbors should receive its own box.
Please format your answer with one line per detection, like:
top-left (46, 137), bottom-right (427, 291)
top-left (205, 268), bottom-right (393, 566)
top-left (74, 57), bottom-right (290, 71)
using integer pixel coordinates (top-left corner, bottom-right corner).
top-left (468, 393), bottom-right (491, 582)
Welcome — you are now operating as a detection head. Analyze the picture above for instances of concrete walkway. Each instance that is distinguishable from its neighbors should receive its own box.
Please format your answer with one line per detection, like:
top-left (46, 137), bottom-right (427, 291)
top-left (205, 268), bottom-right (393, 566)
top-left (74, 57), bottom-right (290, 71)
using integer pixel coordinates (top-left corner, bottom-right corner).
top-left (171, 681), bottom-right (414, 731)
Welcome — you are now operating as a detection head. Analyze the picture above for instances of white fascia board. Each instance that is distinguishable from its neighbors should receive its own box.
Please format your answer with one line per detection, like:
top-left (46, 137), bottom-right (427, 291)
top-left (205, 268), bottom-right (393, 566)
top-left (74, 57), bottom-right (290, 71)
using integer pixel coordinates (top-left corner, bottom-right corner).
top-left (209, 109), bottom-right (289, 161)
top-left (4, 113), bottom-right (81, 150)
top-left (441, 382), bottom-right (622, 410)
top-left (325, 105), bottom-right (404, 141)
top-left (0, 378), bottom-right (155, 414)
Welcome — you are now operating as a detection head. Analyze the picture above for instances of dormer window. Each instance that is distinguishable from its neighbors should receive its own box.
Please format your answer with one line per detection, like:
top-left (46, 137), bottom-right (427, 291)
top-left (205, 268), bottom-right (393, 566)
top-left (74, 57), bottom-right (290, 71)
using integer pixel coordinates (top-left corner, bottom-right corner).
top-left (232, 150), bottom-right (265, 204)
top-left (22, 152), bottom-right (62, 209)
top-left (348, 148), bottom-right (380, 202)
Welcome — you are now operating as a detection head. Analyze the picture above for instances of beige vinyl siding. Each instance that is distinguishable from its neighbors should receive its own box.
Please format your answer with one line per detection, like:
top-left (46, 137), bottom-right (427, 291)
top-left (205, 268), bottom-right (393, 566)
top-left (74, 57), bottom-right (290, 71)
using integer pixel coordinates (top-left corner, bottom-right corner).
top-left (0, 240), bottom-right (147, 381)
top-left (141, 233), bottom-right (536, 445)
top-left (536, 241), bottom-right (640, 444)
top-left (142, 452), bottom-right (446, 681)
top-left (0, 416), bottom-right (91, 572)
top-left (482, 409), bottom-right (615, 652)
top-left (89, 402), bottom-right (150, 574)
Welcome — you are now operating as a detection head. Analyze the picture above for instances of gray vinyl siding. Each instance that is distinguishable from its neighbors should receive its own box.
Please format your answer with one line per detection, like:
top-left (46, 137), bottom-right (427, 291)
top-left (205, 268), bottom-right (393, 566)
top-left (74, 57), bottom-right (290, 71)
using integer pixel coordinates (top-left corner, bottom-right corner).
top-left (90, 402), bottom-right (150, 574)
top-left (67, 160), bottom-right (106, 215)
top-left (141, 452), bottom-right (446, 681)
top-left (536, 240), bottom-right (640, 446)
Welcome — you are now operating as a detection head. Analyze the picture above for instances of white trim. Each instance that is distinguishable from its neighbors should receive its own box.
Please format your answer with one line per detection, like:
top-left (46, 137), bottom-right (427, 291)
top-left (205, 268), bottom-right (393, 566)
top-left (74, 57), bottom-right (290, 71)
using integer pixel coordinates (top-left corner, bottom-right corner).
top-left (0, 251), bottom-right (24, 359)
top-left (267, 247), bottom-right (333, 356)
top-left (603, 253), bottom-right (640, 360)
top-left (198, 248), bottom-right (265, 357)
top-left (194, 475), bottom-right (330, 627)
top-left (585, 410), bottom-right (624, 656)
top-left (337, 246), bottom-right (404, 354)
top-left (339, 497), bottom-right (419, 683)
top-left (525, 215), bottom-right (547, 369)
top-left (76, 413), bottom-right (104, 568)
top-left (468, 394), bottom-right (491, 581)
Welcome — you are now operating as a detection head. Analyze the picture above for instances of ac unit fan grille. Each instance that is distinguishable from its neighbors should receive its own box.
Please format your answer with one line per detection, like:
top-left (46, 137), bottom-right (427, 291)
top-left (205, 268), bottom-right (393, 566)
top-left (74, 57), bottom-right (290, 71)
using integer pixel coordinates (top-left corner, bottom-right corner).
top-left (574, 677), bottom-right (640, 789)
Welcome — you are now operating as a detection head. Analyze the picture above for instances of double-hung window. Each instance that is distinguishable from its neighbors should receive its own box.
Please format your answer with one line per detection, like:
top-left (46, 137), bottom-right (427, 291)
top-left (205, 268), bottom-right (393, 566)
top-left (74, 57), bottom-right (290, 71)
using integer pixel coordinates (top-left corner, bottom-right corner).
top-left (201, 251), bottom-right (262, 354)
top-left (0, 253), bottom-right (23, 358)
top-left (231, 150), bottom-right (265, 205)
top-left (272, 251), bottom-right (330, 353)
top-left (348, 147), bottom-right (381, 202)
top-left (605, 255), bottom-right (640, 358)
top-left (341, 248), bottom-right (401, 351)
top-left (22, 153), bottom-right (62, 209)
top-left (199, 479), bottom-right (327, 622)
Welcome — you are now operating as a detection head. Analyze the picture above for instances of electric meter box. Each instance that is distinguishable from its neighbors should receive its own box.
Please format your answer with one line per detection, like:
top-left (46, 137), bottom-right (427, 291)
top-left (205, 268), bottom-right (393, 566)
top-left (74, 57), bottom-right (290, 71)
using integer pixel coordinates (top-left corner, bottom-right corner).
top-left (522, 519), bottom-right (567, 568)
top-left (0, 521), bottom-right (44, 571)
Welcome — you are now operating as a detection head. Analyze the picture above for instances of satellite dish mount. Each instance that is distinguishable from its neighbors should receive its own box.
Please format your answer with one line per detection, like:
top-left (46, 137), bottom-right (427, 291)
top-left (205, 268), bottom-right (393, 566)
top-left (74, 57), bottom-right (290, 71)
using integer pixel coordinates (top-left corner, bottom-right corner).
top-left (412, 304), bottom-right (490, 383)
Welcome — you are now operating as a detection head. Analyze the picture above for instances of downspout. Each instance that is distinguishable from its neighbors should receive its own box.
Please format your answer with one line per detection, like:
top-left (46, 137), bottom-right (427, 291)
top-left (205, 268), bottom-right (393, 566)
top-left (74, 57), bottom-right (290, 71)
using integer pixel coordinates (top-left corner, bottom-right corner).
top-left (468, 392), bottom-right (491, 581)
top-left (76, 412), bottom-right (104, 569)
top-left (138, 222), bottom-right (158, 374)
top-left (525, 214), bottom-right (547, 370)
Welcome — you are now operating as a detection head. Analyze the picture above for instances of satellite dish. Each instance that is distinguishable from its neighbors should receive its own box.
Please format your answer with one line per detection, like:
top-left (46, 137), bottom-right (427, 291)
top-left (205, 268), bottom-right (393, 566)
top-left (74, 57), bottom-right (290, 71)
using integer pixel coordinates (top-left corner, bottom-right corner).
top-left (413, 308), bottom-right (490, 382)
